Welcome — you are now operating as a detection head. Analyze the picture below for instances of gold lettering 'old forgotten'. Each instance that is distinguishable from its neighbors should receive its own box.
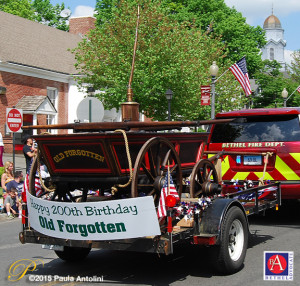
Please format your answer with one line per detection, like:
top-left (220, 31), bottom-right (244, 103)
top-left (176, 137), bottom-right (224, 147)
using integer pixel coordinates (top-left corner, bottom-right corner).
top-left (53, 149), bottom-right (105, 163)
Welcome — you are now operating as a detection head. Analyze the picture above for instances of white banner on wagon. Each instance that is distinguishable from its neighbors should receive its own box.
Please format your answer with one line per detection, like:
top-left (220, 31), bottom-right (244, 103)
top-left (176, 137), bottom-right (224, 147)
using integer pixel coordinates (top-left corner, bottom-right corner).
top-left (26, 191), bottom-right (161, 240)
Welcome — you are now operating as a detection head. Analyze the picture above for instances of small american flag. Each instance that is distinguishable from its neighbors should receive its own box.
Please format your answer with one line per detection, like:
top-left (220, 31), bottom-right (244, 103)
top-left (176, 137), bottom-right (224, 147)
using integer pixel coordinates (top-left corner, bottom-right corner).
top-left (23, 174), bottom-right (29, 194)
top-left (237, 186), bottom-right (277, 201)
top-left (35, 178), bottom-right (43, 197)
top-left (229, 56), bottom-right (252, 96)
top-left (297, 85), bottom-right (300, 93)
top-left (157, 171), bottom-right (179, 219)
top-left (23, 174), bottom-right (43, 197)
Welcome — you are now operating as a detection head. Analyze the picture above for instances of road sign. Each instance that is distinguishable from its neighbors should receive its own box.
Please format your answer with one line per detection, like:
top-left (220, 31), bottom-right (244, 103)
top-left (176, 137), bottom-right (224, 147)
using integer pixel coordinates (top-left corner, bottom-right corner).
top-left (6, 108), bottom-right (23, 133)
top-left (201, 85), bottom-right (211, 106)
top-left (77, 97), bottom-right (104, 122)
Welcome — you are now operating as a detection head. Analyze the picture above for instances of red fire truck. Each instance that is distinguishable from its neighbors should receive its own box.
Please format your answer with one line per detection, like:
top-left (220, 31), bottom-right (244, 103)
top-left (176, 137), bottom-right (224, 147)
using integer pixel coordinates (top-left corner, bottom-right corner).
top-left (206, 107), bottom-right (300, 199)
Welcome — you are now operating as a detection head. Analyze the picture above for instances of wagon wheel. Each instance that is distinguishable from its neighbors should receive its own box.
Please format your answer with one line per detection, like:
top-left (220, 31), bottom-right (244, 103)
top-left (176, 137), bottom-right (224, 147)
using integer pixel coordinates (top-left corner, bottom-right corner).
top-left (189, 159), bottom-right (220, 198)
top-left (29, 156), bottom-right (88, 202)
top-left (131, 137), bottom-right (182, 206)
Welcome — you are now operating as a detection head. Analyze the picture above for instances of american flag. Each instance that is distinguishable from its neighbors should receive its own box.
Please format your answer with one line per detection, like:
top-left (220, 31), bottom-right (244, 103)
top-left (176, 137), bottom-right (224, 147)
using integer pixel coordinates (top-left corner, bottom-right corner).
top-left (23, 174), bottom-right (43, 197)
top-left (237, 186), bottom-right (277, 201)
top-left (229, 56), bottom-right (252, 96)
top-left (297, 85), bottom-right (300, 93)
top-left (157, 171), bottom-right (179, 219)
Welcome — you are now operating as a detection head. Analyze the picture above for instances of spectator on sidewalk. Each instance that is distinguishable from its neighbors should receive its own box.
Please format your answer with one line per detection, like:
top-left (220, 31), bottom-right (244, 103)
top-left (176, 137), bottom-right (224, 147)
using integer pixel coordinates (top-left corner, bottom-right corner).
top-left (1, 161), bottom-right (14, 193)
top-left (6, 171), bottom-right (23, 197)
top-left (23, 135), bottom-right (37, 174)
top-left (4, 188), bottom-right (22, 219)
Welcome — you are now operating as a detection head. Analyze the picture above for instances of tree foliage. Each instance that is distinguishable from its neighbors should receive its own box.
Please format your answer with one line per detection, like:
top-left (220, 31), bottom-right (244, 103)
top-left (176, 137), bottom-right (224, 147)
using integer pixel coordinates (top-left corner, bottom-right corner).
top-left (252, 59), bottom-right (299, 108)
top-left (74, 0), bottom-right (248, 121)
top-left (252, 52), bottom-right (300, 109)
top-left (95, 0), bottom-right (266, 76)
top-left (0, 0), bottom-right (34, 19)
top-left (0, 0), bottom-right (70, 31)
top-left (32, 0), bottom-right (69, 31)
top-left (253, 60), bottom-right (287, 108)
top-left (289, 50), bottom-right (300, 83)
top-left (287, 50), bottom-right (300, 106)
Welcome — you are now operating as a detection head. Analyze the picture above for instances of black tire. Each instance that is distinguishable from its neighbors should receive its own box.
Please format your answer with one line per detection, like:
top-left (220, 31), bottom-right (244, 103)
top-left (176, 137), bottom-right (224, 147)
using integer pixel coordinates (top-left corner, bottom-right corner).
top-left (55, 246), bottom-right (91, 262)
top-left (211, 206), bottom-right (248, 274)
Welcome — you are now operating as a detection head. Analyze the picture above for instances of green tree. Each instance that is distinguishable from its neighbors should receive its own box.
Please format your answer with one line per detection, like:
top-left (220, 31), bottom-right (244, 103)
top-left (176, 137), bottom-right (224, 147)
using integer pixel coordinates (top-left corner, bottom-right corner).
top-left (287, 50), bottom-right (300, 106)
top-left (95, 0), bottom-right (266, 76)
top-left (0, 0), bottom-right (70, 31)
top-left (0, 0), bottom-right (34, 19)
top-left (32, 0), bottom-right (69, 31)
top-left (289, 50), bottom-right (300, 82)
top-left (253, 60), bottom-right (289, 108)
top-left (74, 0), bottom-right (247, 120)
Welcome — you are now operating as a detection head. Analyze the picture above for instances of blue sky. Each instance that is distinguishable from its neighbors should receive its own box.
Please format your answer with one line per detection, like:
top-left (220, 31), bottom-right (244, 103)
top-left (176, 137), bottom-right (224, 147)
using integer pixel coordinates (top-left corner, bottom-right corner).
top-left (51, 0), bottom-right (299, 61)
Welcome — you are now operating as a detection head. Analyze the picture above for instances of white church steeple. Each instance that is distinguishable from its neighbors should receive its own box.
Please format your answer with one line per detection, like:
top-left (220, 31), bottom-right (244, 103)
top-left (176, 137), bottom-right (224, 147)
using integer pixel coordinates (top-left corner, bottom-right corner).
top-left (261, 11), bottom-right (286, 70)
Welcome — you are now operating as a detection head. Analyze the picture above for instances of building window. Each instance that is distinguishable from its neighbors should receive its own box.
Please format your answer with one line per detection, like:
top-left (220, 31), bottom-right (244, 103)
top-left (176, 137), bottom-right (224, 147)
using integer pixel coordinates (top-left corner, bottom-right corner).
top-left (270, 48), bottom-right (274, 60)
top-left (47, 115), bottom-right (56, 133)
top-left (47, 88), bottom-right (58, 109)
top-left (47, 88), bottom-right (58, 134)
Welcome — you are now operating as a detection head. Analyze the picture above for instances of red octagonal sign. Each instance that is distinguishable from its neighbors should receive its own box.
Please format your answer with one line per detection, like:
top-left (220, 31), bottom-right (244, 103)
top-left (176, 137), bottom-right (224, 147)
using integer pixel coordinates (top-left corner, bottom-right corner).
top-left (6, 108), bottom-right (23, 132)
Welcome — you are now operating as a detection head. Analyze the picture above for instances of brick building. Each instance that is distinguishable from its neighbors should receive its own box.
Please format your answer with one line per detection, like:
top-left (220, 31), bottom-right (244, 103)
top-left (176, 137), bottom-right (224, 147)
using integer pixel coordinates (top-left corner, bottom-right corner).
top-left (0, 11), bottom-right (97, 153)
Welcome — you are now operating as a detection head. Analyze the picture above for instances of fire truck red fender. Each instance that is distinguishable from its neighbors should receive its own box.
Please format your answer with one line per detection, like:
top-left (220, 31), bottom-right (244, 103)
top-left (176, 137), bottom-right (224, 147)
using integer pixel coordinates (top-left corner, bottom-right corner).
top-left (197, 198), bottom-right (249, 244)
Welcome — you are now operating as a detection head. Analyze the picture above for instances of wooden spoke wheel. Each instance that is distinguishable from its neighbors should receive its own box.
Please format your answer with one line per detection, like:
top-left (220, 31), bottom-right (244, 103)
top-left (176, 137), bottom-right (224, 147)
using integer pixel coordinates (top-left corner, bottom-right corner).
top-left (29, 156), bottom-right (88, 202)
top-left (189, 159), bottom-right (220, 198)
top-left (131, 137), bottom-right (182, 206)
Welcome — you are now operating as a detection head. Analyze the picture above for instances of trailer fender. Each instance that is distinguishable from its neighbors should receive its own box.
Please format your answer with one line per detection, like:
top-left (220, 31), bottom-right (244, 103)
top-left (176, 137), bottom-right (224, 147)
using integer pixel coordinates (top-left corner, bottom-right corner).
top-left (197, 198), bottom-right (249, 244)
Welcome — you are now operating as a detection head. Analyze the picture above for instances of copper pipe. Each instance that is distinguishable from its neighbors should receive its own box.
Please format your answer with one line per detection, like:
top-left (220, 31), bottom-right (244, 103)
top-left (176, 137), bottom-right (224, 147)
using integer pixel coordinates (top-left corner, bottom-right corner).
top-left (127, 5), bottom-right (140, 102)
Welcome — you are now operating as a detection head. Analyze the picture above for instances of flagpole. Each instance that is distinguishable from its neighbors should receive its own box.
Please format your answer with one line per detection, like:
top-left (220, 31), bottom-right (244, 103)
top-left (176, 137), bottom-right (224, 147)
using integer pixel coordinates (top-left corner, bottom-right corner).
top-left (167, 160), bottom-right (170, 195)
top-left (286, 87), bottom-right (299, 102)
top-left (215, 69), bottom-right (229, 83)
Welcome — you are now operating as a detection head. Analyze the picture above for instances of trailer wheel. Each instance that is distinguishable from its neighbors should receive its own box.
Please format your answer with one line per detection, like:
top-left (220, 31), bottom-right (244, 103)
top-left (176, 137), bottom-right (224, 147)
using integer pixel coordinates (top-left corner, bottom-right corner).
top-left (131, 137), bottom-right (182, 206)
top-left (54, 246), bottom-right (91, 262)
top-left (211, 206), bottom-right (248, 274)
top-left (190, 159), bottom-right (220, 197)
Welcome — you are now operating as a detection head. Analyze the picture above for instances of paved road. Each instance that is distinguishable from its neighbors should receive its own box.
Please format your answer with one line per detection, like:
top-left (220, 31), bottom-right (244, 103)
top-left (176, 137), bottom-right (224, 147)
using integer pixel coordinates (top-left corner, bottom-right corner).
top-left (0, 200), bottom-right (299, 286)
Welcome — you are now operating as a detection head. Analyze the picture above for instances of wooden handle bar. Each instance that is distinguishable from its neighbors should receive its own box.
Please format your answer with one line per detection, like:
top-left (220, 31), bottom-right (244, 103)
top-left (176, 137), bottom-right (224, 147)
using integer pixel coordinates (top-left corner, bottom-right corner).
top-left (22, 118), bottom-right (233, 131)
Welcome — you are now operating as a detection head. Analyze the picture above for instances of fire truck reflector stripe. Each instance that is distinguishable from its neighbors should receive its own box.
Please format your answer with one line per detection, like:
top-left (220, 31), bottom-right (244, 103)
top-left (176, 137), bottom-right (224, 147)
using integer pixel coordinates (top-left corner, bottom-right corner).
top-left (275, 155), bottom-right (300, 180)
top-left (254, 172), bottom-right (274, 181)
top-left (290, 153), bottom-right (300, 164)
top-left (233, 172), bottom-right (250, 180)
top-left (222, 156), bottom-right (231, 175)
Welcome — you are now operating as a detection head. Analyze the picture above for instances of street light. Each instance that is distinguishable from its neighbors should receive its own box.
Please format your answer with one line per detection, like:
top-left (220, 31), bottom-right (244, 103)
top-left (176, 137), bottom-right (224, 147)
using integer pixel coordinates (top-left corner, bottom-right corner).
top-left (209, 61), bottom-right (219, 119)
top-left (165, 89), bottom-right (173, 121)
top-left (87, 86), bottom-right (95, 97)
top-left (281, 88), bottom-right (288, 107)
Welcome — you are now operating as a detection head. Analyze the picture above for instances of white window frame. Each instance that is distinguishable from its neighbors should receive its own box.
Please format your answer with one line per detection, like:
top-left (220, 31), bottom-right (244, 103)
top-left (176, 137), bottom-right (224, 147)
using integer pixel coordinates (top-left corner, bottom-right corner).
top-left (47, 87), bottom-right (58, 134)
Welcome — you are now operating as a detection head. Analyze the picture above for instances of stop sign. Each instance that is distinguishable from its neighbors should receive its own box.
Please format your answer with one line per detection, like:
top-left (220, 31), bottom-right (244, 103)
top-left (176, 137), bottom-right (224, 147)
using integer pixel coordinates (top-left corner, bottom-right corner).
top-left (6, 108), bottom-right (23, 132)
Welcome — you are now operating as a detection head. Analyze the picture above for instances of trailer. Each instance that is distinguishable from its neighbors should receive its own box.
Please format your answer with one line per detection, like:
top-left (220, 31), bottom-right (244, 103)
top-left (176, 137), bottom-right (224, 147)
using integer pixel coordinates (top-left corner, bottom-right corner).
top-left (19, 120), bottom-right (281, 274)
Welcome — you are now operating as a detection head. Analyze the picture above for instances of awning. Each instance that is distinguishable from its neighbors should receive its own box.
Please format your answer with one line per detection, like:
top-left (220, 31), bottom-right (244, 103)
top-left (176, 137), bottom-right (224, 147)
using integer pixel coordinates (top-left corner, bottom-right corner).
top-left (15, 95), bottom-right (57, 115)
